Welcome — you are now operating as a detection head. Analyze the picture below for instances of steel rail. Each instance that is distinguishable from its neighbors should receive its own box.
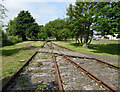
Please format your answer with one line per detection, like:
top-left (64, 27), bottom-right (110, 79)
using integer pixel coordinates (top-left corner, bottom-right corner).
top-left (62, 55), bottom-right (116, 92)
top-left (2, 51), bottom-right (38, 91)
top-left (44, 42), bottom-right (117, 91)
top-left (50, 43), bottom-right (63, 91)
top-left (52, 42), bottom-right (120, 71)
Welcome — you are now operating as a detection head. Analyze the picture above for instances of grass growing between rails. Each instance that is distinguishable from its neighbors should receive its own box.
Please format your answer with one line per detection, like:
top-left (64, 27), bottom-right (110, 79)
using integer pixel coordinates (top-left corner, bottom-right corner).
top-left (53, 40), bottom-right (119, 58)
top-left (1, 41), bottom-right (45, 84)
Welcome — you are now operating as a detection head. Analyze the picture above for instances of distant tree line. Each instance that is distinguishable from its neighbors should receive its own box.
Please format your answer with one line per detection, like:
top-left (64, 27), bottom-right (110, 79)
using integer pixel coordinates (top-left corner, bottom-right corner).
top-left (2, 1), bottom-right (120, 46)
top-left (6, 10), bottom-right (71, 42)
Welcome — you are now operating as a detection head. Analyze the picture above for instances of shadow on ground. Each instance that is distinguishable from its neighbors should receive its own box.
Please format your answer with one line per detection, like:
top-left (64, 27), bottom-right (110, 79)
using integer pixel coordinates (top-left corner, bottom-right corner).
top-left (1, 48), bottom-right (31, 56)
top-left (88, 43), bottom-right (120, 55)
top-left (70, 43), bottom-right (120, 56)
top-left (1, 46), bottom-right (40, 56)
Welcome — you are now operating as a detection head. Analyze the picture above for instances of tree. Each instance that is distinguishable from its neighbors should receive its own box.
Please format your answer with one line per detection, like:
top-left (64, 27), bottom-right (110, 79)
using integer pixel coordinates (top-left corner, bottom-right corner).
top-left (6, 10), bottom-right (38, 41)
top-left (26, 23), bottom-right (40, 40)
top-left (92, 2), bottom-right (120, 35)
top-left (67, 1), bottom-right (97, 46)
top-left (45, 19), bottom-right (70, 41)
top-left (0, 4), bottom-right (8, 23)
top-left (60, 28), bottom-right (70, 40)
top-left (38, 26), bottom-right (47, 41)
top-left (6, 17), bottom-right (17, 36)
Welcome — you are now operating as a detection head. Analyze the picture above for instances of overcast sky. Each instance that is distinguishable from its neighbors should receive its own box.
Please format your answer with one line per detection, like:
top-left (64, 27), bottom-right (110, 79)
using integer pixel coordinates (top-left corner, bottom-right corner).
top-left (1, 0), bottom-right (76, 26)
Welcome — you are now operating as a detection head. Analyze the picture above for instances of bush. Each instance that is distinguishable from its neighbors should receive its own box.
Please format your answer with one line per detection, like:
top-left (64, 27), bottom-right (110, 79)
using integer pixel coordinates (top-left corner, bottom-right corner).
top-left (2, 33), bottom-right (23, 47)
top-left (2, 31), bottom-right (9, 46)
top-left (9, 36), bottom-right (23, 44)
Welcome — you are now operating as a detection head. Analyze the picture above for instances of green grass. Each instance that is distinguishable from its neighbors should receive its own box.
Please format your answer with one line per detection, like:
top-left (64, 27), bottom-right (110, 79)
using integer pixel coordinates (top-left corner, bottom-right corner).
top-left (53, 40), bottom-right (119, 58)
top-left (36, 83), bottom-right (48, 91)
top-left (112, 62), bottom-right (120, 67)
top-left (1, 41), bottom-right (44, 83)
top-left (50, 69), bottom-right (54, 72)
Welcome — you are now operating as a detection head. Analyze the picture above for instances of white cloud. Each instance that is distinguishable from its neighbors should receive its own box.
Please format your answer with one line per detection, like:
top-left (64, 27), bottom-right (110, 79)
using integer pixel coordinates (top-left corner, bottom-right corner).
top-left (1, 0), bottom-right (76, 26)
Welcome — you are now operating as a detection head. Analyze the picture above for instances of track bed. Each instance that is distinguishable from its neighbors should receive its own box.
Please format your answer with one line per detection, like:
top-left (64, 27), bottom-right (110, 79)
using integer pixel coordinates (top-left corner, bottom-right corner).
top-left (6, 52), bottom-right (58, 91)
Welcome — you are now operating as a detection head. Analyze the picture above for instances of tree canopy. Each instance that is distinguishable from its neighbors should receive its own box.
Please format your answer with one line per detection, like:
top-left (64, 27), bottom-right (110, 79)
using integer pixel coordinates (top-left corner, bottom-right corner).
top-left (6, 10), bottom-right (40, 41)
top-left (66, 1), bottom-right (120, 46)
top-left (91, 2), bottom-right (120, 35)
top-left (45, 19), bottom-right (70, 40)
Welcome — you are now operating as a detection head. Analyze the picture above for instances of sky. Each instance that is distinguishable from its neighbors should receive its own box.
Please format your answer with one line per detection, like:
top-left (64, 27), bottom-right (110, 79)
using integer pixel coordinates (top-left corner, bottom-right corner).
top-left (1, 0), bottom-right (76, 26)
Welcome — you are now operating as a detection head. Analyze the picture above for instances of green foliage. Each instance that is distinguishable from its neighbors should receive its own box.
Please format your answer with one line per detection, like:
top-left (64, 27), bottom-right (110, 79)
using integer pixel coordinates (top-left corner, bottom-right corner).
top-left (106, 64), bottom-right (109, 68)
top-left (45, 19), bottom-right (70, 40)
top-left (60, 28), bottom-right (70, 40)
top-left (91, 2), bottom-right (120, 35)
top-left (63, 82), bottom-right (67, 85)
top-left (9, 36), bottom-right (23, 44)
top-left (1, 28), bottom-right (13, 46)
top-left (26, 23), bottom-right (40, 40)
top-left (66, 2), bottom-right (97, 45)
top-left (6, 10), bottom-right (40, 41)
top-left (6, 18), bottom-right (17, 36)
top-left (50, 69), bottom-right (54, 72)
top-left (38, 26), bottom-right (47, 41)
top-left (36, 83), bottom-right (48, 91)
top-left (2, 30), bottom-right (8, 46)
top-left (66, 2), bottom-right (120, 46)
top-left (1, 26), bottom-right (22, 46)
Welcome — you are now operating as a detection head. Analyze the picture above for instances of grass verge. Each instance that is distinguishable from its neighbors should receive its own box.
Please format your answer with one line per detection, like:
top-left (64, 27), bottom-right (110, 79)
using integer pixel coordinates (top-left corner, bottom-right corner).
top-left (53, 40), bottom-right (119, 58)
top-left (1, 41), bottom-right (44, 84)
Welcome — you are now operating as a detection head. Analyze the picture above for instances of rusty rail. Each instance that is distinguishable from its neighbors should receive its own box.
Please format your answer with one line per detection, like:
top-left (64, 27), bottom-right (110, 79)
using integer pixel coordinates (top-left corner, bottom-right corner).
top-left (43, 42), bottom-right (117, 91)
top-left (62, 55), bottom-right (116, 92)
top-left (50, 42), bottom-right (63, 91)
top-left (2, 51), bottom-right (38, 91)
top-left (52, 42), bottom-right (120, 71)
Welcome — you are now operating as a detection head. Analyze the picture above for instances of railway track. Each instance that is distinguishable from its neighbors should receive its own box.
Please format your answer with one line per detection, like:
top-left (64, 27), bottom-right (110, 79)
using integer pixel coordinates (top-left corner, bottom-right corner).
top-left (2, 41), bottom-right (119, 91)
top-left (46, 42), bottom-right (119, 91)
top-left (2, 43), bottom-right (62, 91)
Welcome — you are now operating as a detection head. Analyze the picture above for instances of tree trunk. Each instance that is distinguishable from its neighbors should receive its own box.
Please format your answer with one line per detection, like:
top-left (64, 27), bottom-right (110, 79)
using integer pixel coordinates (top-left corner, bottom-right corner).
top-left (77, 39), bottom-right (80, 45)
top-left (87, 37), bottom-right (92, 45)
top-left (82, 35), bottom-right (87, 47)
top-left (80, 36), bottom-right (83, 46)
top-left (75, 36), bottom-right (78, 44)
top-left (83, 43), bottom-right (87, 47)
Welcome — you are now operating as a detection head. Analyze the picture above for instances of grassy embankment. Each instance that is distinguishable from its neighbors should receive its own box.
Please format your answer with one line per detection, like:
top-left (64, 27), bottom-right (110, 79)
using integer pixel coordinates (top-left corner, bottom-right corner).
top-left (1, 41), bottom-right (45, 84)
top-left (53, 40), bottom-right (119, 58)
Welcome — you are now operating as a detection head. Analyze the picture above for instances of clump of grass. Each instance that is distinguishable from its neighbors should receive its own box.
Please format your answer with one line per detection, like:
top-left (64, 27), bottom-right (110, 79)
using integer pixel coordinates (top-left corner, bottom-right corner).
top-left (106, 64), bottom-right (109, 68)
top-left (21, 67), bottom-right (26, 72)
top-left (112, 63), bottom-right (120, 67)
top-left (36, 83), bottom-right (48, 91)
top-left (50, 69), bottom-right (54, 72)
top-left (18, 75), bottom-right (28, 87)
top-left (63, 82), bottom-right (67, 85)
top-left (55, 54), bottom-right (59, 57)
